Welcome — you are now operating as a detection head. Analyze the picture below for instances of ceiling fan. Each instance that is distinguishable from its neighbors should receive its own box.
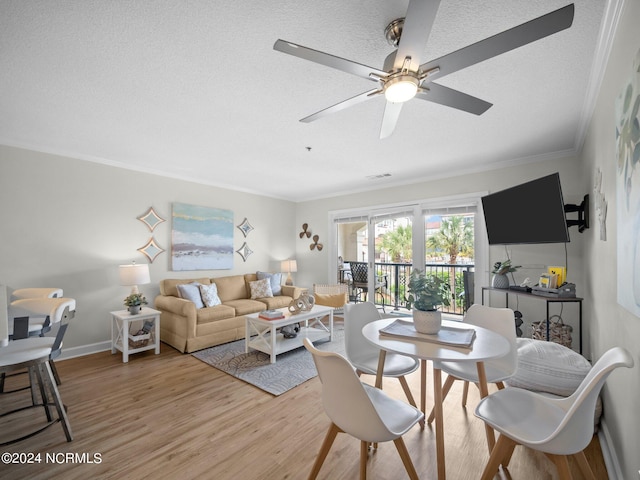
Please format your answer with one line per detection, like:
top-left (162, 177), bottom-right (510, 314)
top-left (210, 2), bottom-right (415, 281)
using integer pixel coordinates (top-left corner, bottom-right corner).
top-left (274, 1), bottom-right (574, 138)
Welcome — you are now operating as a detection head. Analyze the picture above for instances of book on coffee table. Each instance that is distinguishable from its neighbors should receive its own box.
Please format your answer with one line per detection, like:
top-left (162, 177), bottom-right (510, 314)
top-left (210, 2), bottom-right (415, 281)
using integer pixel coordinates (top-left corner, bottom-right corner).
top-left (379, 319), bottom-right (476, 348)
top-left (258, 309), bottom-right (285, 320)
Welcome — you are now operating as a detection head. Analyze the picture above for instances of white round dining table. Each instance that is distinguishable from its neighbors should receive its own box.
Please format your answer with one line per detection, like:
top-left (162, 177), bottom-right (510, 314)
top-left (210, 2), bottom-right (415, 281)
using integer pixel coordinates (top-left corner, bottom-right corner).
top-left (362, 318), bottom-right (510, 480)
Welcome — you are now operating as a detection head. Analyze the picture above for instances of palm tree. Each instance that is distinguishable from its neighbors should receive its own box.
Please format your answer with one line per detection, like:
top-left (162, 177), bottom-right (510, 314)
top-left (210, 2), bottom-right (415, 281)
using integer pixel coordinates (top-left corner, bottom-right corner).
top-left (426, 215), bottom-right (474, 264)
top-left (379, 224), bottom-right (412, 263)
top-left (426, 215), bottom-right (474, 311)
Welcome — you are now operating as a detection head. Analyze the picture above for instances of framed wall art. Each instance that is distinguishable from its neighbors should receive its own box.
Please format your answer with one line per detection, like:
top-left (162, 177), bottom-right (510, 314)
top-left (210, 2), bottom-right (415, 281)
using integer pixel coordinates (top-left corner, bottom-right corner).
top-left (138, 207), bottom-right (166, 232)
top-left (171, 202), bottom-right (234, 271)
top-left (615, 47), bottom-right (640, 316)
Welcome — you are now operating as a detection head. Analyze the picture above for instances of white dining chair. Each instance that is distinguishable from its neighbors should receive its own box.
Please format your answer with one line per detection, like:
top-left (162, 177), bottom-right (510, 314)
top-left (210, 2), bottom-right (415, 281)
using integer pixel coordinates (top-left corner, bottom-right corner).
top-left (304, 338), bottom-right (424, 480)
top-left (426, 303), bottom-right (516, 423)
top-left (345, 302), bottom-right (420, 409)
top-left (475, 346), bottom-right (633, 480)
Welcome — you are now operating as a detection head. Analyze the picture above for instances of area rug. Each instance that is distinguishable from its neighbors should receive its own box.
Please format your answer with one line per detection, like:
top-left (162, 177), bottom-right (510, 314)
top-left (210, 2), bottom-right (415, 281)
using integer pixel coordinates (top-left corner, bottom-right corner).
top-left (192, 326), bottom-right (345, 396)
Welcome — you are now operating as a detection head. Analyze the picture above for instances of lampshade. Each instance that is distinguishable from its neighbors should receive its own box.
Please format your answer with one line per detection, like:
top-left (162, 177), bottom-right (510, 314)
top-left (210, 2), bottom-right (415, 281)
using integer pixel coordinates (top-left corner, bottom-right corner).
top-left (281, 259), bottom-right (297, 286)
top-left (119, 264), bottom-right (150, 294)
top-left (280, 259), bottom-right (297, 273)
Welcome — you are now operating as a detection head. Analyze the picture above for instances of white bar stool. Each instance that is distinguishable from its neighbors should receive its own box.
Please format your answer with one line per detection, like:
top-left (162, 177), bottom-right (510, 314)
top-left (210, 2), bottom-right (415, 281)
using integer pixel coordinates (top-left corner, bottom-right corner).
top-left (0, 336), bottom-right (73, 445)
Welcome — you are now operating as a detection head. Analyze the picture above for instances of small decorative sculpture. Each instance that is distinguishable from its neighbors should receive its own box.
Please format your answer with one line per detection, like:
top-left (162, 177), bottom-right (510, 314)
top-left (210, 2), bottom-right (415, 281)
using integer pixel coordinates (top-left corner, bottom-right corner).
top-left (288, 294), bottom-right (315, 315)
top-left (299, 223), bottom-right (311, 238)
top-left (310, 234), bottom-right (323, 251)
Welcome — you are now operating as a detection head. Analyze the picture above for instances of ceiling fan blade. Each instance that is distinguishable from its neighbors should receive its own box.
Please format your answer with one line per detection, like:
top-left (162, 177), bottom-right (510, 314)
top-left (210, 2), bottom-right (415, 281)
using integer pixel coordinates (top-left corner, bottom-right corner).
top-left (301, 88), bottom-right (381, 123)
top-left (274, 39), bottom-right (387, 82)
top-left (416, 83), bottom-right (492, 115)
top-left (419, 4), bottom-right (575, 82)
top-left (394, 0), bottom-right (442, 71)
top-left (380, 101), bottom-right (403, 139)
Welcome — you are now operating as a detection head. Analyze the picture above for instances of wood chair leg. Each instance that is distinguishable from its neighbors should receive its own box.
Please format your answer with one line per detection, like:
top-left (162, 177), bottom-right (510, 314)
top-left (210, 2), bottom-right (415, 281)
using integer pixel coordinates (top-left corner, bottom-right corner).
top-left (308, 423), bottom-right (340, 480)
top-left (480, 434), bottom-right (517, 480)
top-left (393, 437), bottom-right (419, 480)
top-left (32, 365), bottom-right (53, 421)
top-left (50, 360), bottom-right (62, 385)
top-left (42, 361), bottom-right (72, 442)
top-left (573, 451), bottom-right (596, 480)
top-left (546, 453), bottom-right (573, 480)
top-left (461, 381), bottom-right (470, 407)
top-left (427, 374), bottom-right (456, 424)
top-left (360, 440), bottom-right (368, 480)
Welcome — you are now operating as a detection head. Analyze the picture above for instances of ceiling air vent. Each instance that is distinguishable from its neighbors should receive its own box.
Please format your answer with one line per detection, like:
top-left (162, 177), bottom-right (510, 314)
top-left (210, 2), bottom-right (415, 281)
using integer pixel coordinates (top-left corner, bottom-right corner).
top-left (366, 173), bottom-right (391, 180)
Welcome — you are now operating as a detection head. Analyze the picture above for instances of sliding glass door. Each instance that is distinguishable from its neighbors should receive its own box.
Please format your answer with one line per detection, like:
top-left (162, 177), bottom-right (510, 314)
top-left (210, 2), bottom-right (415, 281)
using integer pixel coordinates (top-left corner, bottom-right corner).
top-left (329, 195), bottom-right (486, 314)
top-left (373, 211), bottom-right (413, 310)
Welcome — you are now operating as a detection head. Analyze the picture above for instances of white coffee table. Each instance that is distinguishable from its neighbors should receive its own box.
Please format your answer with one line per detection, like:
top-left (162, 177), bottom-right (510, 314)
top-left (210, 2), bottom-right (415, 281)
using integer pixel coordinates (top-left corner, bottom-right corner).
top-left (245, 304), bottom-right (334, 363)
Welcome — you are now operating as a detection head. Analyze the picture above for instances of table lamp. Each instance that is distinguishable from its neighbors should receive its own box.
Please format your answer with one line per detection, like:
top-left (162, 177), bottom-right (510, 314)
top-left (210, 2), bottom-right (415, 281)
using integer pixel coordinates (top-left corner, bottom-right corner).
top-left (281, 259), bottom-right (297, 286)
top-left (119, 263), bottom-right (151, 295)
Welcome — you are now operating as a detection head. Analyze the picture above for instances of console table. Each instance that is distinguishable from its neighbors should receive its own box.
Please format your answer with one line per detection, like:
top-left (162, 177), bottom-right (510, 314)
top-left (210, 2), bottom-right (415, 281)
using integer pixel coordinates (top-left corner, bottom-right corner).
top-left (481, 287), bottom-right (583, 353)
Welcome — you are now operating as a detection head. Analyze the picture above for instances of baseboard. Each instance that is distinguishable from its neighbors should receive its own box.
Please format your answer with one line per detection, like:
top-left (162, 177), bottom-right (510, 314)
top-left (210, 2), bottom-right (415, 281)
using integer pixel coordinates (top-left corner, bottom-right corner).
top-left (58, 341), bottom-right (112, 361)
top-left (598, 419), bottom-right (623, 480)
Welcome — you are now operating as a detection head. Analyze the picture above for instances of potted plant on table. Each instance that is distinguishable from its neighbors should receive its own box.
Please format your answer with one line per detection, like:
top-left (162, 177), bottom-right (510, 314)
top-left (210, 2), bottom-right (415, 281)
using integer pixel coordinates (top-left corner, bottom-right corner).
top-left (124, 293), bottom-right (148, 315)
top-left (491, 259), bottom-right (521, 289)
top-left (406, 269), bottom-right (451, 334)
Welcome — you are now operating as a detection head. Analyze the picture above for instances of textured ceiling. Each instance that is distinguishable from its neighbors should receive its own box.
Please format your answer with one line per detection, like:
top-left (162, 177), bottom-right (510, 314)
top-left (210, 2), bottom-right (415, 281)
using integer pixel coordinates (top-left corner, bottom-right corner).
top-left (0, 1), bottom-right (612, 201)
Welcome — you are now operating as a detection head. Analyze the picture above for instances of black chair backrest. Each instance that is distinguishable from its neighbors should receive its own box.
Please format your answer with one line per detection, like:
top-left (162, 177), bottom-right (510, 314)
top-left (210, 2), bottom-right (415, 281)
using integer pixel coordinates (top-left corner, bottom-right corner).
top-left (350, 262), bottom-right (368, 284)
top-left (463, 270), bottom-right (475, 311)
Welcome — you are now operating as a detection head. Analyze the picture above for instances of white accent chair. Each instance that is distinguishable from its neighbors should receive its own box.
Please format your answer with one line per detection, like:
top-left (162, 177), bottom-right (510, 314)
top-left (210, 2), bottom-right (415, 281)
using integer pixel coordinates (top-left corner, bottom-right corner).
top-left (304, 338), bottom-right (423, 480)
top-left (475, 347), bottom-right (634, 480)
top-left (427, 303), bottom-right (516, 423)
top-left (345, 302), bottom-right (420, 411)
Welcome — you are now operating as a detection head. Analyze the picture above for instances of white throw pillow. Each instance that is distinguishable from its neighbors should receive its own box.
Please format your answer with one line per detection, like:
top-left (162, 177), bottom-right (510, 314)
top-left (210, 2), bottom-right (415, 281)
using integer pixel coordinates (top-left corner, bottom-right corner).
top-left (176, 282), bottom-right (204, 309)
top-left (257, 271), bottom-right (282, 296)
top-left (199, 283), bottom-right (221, 307)
top-left (250, 278), bottom-right (273, 299)
top-left (506, 338), bottom-right (592, 396)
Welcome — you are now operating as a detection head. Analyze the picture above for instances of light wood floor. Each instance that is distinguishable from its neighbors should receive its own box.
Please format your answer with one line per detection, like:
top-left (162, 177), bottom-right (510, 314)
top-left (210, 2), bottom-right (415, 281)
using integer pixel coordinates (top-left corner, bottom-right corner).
top-left (1, 333), bottom-right (607, 480)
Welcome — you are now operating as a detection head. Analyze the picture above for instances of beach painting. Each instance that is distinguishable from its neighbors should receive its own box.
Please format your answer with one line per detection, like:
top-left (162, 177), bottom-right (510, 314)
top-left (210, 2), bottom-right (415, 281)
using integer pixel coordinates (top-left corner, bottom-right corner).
top-left (615, 47), bottom-right (640, 316)
top-left (171, 202), bottom-right (234, 271)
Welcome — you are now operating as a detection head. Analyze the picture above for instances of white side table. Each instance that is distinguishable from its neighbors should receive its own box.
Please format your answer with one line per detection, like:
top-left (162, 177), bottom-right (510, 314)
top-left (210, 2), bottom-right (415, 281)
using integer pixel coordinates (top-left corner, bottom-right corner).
top-left (110, 307), bottom-right (161, 363)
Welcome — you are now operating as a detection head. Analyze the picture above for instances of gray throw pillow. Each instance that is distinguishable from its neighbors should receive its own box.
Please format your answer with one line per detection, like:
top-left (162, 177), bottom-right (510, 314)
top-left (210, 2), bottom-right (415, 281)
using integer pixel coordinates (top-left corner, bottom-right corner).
top-left (176, 282), bottom-right (205, 309)
top-left (257, 271), bottom-right (282, 295)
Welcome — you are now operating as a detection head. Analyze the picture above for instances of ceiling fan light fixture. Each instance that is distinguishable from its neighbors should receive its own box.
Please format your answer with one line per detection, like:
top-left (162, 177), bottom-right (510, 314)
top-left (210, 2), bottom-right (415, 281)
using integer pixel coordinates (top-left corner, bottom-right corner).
top-left (384, 75), bottom-right (419, 103)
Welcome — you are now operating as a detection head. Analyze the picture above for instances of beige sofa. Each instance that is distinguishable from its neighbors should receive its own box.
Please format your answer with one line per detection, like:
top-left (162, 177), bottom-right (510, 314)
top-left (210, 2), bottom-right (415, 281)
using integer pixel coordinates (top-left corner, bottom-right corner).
top-left (155, 274), bottom-right (304, 353)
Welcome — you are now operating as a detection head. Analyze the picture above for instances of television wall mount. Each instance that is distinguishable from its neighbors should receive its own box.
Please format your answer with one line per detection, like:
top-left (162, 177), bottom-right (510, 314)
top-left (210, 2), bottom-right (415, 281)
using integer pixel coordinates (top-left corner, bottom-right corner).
top-left (564, 194), bottom-right (589, 233)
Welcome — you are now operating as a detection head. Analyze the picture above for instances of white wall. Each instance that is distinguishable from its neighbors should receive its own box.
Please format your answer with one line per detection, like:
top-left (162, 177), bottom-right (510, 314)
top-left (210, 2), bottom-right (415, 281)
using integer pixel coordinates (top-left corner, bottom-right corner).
top-left (580, 0), bottom-right (640, 478)
top-left (0, 145), bottom-right (297, 354)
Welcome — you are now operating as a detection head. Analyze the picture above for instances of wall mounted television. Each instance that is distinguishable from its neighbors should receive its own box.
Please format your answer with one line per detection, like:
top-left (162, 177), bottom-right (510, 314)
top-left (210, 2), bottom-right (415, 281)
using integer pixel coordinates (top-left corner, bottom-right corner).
top-left (481, 173), bottom-right (571, 245)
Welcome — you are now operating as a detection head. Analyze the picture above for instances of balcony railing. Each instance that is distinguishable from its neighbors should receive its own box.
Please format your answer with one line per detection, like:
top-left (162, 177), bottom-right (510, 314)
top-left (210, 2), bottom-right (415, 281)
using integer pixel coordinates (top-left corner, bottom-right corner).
top-left (353, 262), bottom-right (475, 315)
